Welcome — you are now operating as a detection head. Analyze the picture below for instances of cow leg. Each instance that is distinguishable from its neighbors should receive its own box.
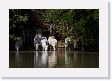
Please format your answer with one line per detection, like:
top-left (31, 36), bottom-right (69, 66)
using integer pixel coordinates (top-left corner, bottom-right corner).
top-left (16, 47), bottom-right (19, 51)
top-left (36, 44), bottom-right (38, 50)
top-left (65, 44), bottom-right (67, 51)
top-left (65, 47), bottom-right (67, 51)
top-left (45, 46), bottom-right (48, 51)
top-left (43, 46), bottom-right (45, 51)
top-left (53, 46), bottom-right (55, 51)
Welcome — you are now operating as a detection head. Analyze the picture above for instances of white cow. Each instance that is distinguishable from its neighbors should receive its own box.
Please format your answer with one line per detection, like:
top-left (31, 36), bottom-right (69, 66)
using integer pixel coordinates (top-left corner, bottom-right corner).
top-left (41, 37), bottom-right (48, 51)
top-left (15, 37), bottom-right (22, 51)
top-left (34, 34), bottom-right (42, 50)
top-left (65, 37), bottom-right (71, 51)
top-left (48, 36), bottom-right (57, 51)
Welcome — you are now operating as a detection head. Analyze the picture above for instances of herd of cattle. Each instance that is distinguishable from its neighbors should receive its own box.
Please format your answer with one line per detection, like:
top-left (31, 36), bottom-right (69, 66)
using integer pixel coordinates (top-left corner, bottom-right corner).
top-left (34, 34), bottom-right (57, 51)
top-left (15, 34), bottom-right (76, 51)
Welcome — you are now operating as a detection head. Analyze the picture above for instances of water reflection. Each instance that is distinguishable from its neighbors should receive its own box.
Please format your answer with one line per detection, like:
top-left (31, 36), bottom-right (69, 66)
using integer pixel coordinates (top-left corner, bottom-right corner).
top-left (41, 51), bottom-right (48, 67)
top-left (34, 51), bottom-right (48, 68)
top-left (15, 51), bottom-right (22, 67)
top-left (9, 51), bottom-right (99, 68)
top-left (34, 51), bottom-right (57, 68)
top-left (48, 51), bottom-right (57, 68)
top-left (65, 51), bottom-right (76, 67)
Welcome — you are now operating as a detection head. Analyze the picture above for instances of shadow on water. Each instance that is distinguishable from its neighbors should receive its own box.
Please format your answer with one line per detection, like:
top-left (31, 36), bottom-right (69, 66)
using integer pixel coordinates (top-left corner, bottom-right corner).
top-left (9, 51), bottom-right (99, 68)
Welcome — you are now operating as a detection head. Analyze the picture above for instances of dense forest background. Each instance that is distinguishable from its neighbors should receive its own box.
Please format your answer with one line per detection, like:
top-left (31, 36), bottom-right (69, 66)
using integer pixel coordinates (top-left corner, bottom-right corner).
top-left (9, 9), bottom-right (99, 51)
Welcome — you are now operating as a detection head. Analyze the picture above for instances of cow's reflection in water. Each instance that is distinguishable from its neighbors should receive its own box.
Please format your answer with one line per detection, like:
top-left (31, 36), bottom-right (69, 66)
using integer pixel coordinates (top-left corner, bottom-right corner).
top-left (10, 51), bottom-right (98, 68)
top-left (65, 51), bottom-right (77, 68)
top-left (48, 51), bottom-right (57, 68)
top-left (15, 51), bottom-right (22, 67)
top-left (41, 51), bottom-right (48, 67)
top-left (34, 51), bottom-right (48, 68)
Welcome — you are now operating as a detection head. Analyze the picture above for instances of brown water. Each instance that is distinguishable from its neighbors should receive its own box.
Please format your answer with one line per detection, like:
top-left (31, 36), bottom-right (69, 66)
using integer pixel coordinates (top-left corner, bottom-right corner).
top-left (9, 51), bottom-right (99, 68)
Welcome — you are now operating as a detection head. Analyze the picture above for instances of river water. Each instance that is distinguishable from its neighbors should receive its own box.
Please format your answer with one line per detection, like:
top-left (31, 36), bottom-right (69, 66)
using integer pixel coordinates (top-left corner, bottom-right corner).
top-left (9, 51), bottom-right (99, 68)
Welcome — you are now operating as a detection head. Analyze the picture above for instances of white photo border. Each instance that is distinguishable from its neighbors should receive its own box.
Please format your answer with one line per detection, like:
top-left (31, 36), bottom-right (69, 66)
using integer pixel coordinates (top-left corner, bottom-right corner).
top-left (0, 0), bottom-right (108, 78)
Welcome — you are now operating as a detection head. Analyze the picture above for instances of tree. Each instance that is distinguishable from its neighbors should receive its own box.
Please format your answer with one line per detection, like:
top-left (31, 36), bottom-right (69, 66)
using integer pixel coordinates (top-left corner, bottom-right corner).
top-left (9, 9), bottom-right (99, 51)
top-left (43, 9), bottom-right (99, 51)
